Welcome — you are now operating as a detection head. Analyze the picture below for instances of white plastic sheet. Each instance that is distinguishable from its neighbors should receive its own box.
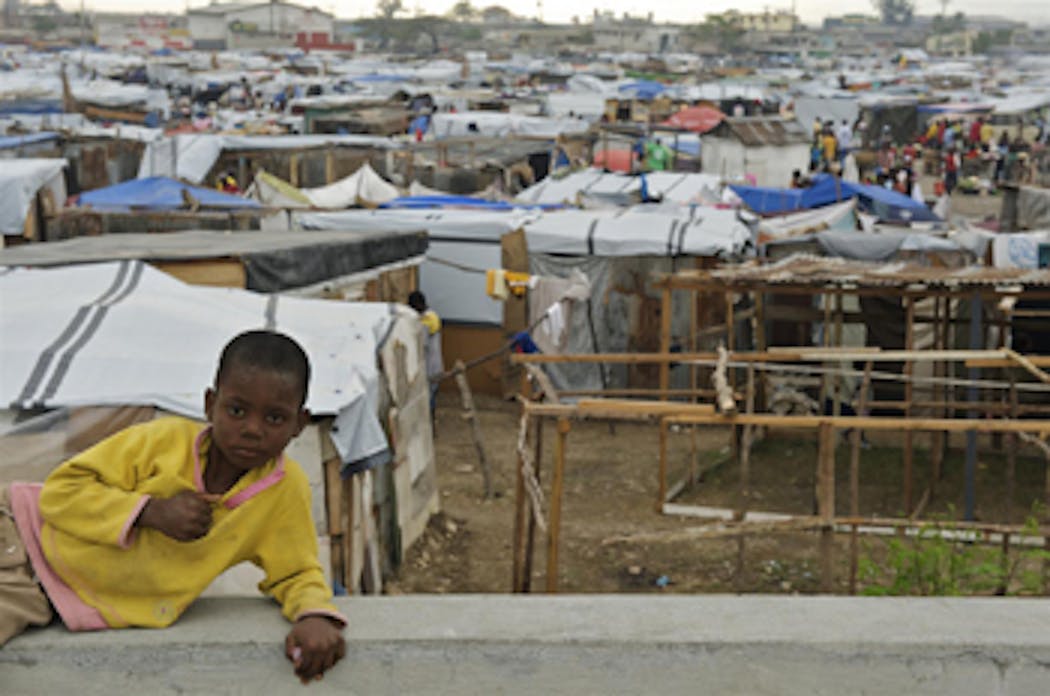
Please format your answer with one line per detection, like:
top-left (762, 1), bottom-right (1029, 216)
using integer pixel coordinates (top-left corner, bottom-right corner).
top-left (0, 262), bottom-right (391, 467)
top-left (0, 158), bottom-right (67, 236)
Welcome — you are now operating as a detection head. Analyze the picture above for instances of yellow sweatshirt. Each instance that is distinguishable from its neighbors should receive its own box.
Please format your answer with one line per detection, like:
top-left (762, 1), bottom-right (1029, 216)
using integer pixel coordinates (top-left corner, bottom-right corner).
top-left (38, 416), bottom-right (341, 629)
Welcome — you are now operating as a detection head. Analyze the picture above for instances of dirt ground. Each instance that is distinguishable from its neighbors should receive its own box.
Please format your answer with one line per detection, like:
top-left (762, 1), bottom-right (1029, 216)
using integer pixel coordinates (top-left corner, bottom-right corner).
top-left (388, 392), bottom-right (1049, 597)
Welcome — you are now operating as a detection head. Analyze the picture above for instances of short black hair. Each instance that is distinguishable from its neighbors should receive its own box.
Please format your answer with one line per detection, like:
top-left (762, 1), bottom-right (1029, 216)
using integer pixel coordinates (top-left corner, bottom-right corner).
top-left (215, 330), bottom-right (310, 407)
top-left (407, 290), bottom-right (427, 312)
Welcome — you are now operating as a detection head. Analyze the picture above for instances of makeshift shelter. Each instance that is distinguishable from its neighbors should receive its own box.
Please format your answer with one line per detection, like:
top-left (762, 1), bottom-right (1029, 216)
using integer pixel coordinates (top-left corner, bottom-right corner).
top-left (516, 169), bottom-right (724, 207)
top-left (0, 227), bottom-right (427, 299)
top-left (700, 117), bottom-right (810, 188)
top-left (247, 162), bottom-right (400, 209)
top-left (295, 204), bottom-right (753, 394)
top-left (428, 112), bottom-right (590, 139)
top-left (0, 259), bottom-right (438, 594)
top-left (0, 158), bottom-right (68, 240)
top-left (731, 173), bottom-right (941, 224)
top-left (77, 176), bottom-right (261, 212)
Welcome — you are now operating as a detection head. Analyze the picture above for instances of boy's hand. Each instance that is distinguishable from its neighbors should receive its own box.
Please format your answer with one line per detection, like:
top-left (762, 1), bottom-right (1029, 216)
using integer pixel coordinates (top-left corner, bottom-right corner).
top-left (285, 616), bottom-right (346, 684)
top-left (137, 491), bottom-right (219, 541)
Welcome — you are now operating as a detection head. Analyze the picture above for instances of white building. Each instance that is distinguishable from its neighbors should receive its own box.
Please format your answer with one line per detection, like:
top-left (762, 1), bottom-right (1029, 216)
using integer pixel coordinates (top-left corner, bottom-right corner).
top-left (590, 11), bottom-right (681, 54)
top-left (188, 1), bottom-right (335, 51)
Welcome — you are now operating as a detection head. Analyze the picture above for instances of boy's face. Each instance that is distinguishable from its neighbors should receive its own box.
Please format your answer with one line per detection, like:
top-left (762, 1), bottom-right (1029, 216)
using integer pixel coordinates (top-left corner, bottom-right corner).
top-left (204, 364), bottom-right (308, 474)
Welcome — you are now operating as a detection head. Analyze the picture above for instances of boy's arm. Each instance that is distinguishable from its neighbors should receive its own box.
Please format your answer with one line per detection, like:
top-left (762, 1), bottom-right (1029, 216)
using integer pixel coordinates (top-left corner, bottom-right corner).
top-left (254, 486), bottom-right (346, 626)
top-left (39, 423), bottom-right (158, 548)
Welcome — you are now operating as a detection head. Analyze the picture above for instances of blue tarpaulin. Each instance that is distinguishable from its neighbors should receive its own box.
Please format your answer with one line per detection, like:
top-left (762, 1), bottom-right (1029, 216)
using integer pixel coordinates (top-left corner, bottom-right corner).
top-left (0, 132), bottom-right (59, 150)
top-left (731, 174), bottom-right (940, 223)
top-left (618, 80), bottom-right (667, 100)
top-left (78, 177), bottom-right (261, 211)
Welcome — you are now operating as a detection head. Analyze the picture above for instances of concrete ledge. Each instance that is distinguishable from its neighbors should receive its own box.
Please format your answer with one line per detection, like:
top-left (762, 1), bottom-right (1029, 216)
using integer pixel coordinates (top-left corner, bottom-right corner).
top-left (4, 595), bottom-right (1050, 694)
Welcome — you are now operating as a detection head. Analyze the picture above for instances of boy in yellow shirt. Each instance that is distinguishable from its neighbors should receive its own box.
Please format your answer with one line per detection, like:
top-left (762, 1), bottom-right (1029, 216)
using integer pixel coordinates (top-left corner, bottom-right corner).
top-left (0, 330), bottom-right (345, 684)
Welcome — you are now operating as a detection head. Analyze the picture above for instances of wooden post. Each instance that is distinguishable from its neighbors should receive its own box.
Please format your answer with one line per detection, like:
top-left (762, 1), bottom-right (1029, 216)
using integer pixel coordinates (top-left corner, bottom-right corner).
top-left (734, 365), bottom-right (756, 591)
top-left (753, 290), bottom-right (767, 413)
top-left (903, 295), bottom-right (916, 516)
top-left (817, 421), bottom-right (835, 593)
top-left (1007, 377), bottom-right (1018, 523)
top-left (511, 416), bottom-right (528, 592)
top-left (454, 360), bottom-right (494, 498)
top-left (522, 416), bottom-right (544, 593)
top-left (342, 474), bottom-right (356, 594)
top-left (546, 417), bottom-right (570, 593)
top-left (689, 287), bottom-right (699, 487)
top-left (324, 148), bottom-right (334, 184)
top-left (930, 296), bottom-right (945, 486)
top-left (657, 416), bottom-right (669, 510)
top-left (658, 286), bottom-right (672, 400)
top-left (848, 361), bottom-right (872, 595)
top-left (289, 153), bottom-right (300, 187)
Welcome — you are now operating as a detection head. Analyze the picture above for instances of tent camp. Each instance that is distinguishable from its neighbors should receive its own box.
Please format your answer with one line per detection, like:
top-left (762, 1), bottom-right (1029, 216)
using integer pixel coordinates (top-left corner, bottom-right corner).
top-left (77, 176), bottom-right (261, 212)
top-left (0, 158), bottom-right (67, 238)
top-left (731, 173), bottom-right (941, 224)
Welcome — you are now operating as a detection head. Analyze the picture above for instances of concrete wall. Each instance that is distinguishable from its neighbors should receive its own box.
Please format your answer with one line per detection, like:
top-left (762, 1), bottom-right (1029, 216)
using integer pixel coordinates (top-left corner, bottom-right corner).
top-left (4, 595), bottom-right (1050, 694)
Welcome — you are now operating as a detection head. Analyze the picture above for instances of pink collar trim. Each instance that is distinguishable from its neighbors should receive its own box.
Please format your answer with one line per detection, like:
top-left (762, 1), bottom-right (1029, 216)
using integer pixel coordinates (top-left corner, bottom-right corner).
top-left (193, 427), bottom-right (286, 510)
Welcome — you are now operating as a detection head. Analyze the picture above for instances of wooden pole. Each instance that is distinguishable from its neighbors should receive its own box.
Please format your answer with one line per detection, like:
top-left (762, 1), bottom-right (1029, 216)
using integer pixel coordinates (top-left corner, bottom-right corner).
top-left (903, 296), bottom-right (916, 516)
top-left (848, 361), bottom-right (872, 595)
top-left (546, 417), bottom-right (570, 593)
top-left (735, 365), bottom-right (756, 591)
top-left (659, 287), bottom-right (673, 400)
top-left (817, 421), bottom-right (835, 593)
top-left (522, 416), bottom-right (544, 593)
top-left (658, 416), bottom-right (669, 510)
top-left (1007, 376), bottom-right (1018, 524)
top-left (511, 417), bottom-right (528, 592)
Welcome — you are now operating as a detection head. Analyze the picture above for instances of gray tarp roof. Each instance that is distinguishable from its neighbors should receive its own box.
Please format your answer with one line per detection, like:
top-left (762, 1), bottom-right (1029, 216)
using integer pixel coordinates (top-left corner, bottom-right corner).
top-left (0, 228), bottom-right (427, 293)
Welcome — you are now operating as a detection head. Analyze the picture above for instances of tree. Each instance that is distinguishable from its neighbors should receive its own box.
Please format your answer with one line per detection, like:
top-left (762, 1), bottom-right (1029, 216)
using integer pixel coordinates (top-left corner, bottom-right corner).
top-left (450, 0), bottom-right (477, 22)
top-left (688, 14), bottom-right (745, 53)
top-left (872, 0), bottom-right (915, 26)
top-left (376, 0), bottom-right (404, 19)
top-left (481, 5), bottom-right (515, 23)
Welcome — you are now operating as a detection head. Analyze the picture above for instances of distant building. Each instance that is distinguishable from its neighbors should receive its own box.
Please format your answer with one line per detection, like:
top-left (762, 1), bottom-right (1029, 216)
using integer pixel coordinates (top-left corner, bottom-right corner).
top-left (2, 0), bottom-right (19, 29)
top-left (712, 9), bottom-right (798, 34)
top-left (590, 10), bottom-right (680, 53)
top-left (95, 14), bottom-right (190, 51)
top-left (187, 1), bottom-right (337, 51)
top-left (925, 29), bottom-right (976, 57)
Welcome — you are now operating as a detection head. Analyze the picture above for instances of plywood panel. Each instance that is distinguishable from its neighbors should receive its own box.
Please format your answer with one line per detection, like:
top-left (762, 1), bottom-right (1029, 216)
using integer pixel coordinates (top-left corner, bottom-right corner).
top-left (441, 324), bottom-right (507, 396)
top-left (152, 259), bottom-right (247, 288)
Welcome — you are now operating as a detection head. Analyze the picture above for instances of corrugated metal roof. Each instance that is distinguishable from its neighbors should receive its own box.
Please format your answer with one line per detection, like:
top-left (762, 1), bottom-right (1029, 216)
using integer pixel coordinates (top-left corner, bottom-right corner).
top-left (706, 117), bottom-right (809, 147)
top-left (665, 254), bottom-right (1050, 290)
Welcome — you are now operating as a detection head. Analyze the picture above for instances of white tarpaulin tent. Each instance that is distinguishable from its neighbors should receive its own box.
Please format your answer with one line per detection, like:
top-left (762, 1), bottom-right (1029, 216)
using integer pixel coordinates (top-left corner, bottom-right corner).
top-left (137, 134), bottom-right (399, 184)
top-left (0, 261), bottom-right (391, 468)
top-left (516, 169), bottom-right (724, 207)
top-left (523, 205), bottom-right (753, 257)
top-left (248, 163), bottom-right (401, 209)
top-left (429, 111), bottom-right (591, 139)
top-left (0, 158), bottom-right (67, 236)
top-left (301, 162), bottom-right (400, 208)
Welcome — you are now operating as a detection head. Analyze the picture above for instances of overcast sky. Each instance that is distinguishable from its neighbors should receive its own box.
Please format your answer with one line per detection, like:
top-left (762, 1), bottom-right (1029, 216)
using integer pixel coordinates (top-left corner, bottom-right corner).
top-left (61, 0), bottom-right (1050, 29)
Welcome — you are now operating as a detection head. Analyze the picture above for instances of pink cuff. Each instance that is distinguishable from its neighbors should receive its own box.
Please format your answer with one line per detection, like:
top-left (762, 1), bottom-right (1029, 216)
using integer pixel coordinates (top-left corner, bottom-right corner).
top-left (293, 609), bottom-right (347, 628)
top-left (118, 495), bottom-right (152, 549)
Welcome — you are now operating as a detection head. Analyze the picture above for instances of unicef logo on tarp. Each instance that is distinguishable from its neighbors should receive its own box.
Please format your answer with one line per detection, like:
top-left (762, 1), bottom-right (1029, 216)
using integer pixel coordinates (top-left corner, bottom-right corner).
top-left (1008, 236), bottom-right (1037, 269)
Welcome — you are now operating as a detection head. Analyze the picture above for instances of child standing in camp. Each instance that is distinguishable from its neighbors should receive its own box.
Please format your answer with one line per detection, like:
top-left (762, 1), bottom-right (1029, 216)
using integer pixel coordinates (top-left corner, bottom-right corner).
top-left (408, 290), bottom-right (444, 422)
top-left (0, 331), bottom-right (346, 684)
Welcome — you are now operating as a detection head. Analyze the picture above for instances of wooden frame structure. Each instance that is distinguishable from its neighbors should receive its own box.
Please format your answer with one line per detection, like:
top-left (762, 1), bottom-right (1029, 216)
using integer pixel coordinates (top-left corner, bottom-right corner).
top-left (507, 256), bottom-right (1050, 594)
